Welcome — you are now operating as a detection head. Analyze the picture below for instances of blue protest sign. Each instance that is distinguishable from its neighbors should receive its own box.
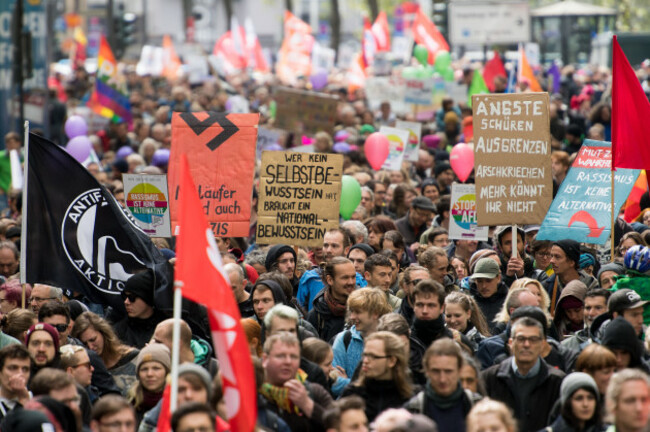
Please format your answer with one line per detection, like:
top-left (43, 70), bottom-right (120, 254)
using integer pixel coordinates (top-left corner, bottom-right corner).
top-left (537, 140), bottom-right (640, 244)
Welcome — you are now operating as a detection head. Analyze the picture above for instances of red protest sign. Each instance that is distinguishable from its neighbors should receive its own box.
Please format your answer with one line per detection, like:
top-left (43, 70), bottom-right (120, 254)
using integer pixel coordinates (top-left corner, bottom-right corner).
top-left (169, 112), bottom-right (259, 237)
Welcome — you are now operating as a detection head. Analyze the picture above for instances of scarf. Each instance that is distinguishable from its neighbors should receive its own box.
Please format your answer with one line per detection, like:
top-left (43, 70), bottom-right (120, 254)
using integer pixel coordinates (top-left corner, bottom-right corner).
top-left (260, 369), bottom-right (308, 414)
top-left (425, 380), bottom-right (464, 410)
top-left (412, 315), bottom-right (446, 347)
top-left (140, 388), bottom-right (164, 412)
top-left (324, 288), bottom-right (347, 317)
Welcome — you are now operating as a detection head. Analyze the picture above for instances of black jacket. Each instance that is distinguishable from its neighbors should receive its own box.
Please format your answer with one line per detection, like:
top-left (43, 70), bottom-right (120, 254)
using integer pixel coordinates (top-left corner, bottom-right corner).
top-left (112, 309), bottom-right (168, 349)
top-left (470, 282), bottom-right (509, 335)
top-left (306, 290), bottom-right (345, 343)
top-left (342, 379), bottom-right (412, 422)
top-left (482, 357), bottom-right (565, 432)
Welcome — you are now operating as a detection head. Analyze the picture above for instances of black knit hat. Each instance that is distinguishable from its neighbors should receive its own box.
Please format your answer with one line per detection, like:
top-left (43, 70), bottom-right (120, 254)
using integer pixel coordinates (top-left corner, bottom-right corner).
top-left (264, 244), bottom-right (296, 272)
top-left (553, 239), bottom-right (581, 267)
top-left (348, 243), bottom-right (375, 259)
top-left (123, 269), bottom-right (155, 306)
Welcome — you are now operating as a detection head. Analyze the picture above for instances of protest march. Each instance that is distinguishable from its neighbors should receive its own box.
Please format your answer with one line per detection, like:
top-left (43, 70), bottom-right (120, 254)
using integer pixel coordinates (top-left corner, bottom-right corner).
top-left (1, 2), bottom-right (650, 432)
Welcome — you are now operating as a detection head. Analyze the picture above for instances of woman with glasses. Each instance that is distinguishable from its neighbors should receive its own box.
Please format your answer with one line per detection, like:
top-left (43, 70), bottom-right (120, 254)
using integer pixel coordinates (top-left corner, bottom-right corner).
top-left (72, 311), bottom-right (139, 396)
top-left (531, 240), bottom-right (554, 277)
top-left (617, 232), bottom-right (646, 261)
top-left (341, 331), bottom-right (413, 422)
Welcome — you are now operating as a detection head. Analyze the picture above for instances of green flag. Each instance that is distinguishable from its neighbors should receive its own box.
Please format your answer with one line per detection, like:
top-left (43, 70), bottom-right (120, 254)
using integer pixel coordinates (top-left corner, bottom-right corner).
top-left (468, 69), bottom-right (490, 107)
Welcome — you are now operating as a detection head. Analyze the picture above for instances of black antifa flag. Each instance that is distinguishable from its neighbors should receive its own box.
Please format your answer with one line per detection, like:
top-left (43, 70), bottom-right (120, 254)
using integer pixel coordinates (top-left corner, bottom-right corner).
top-left (23, 133), bottom-right (172, 312)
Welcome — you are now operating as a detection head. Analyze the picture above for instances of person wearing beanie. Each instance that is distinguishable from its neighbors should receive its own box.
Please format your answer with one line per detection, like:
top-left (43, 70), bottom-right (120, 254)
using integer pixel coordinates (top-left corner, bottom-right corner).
top-left (553, 280), bottom-right (588, 339)
top-left (112, 269), bottom-right (169, 349)
top-left (493, 225), bottom-right (548, 288)
top-left (130, 343), bottom-right (170, 423)
top-left (264, 244), bottom-right (298, 292)
top-left (600, 318), bottom-right (650, 373)
top-left (434, 162), bottom-right (454, 196)
top-left (544, 372), bottom-right (604, 432)
top-left (544, 239), bottom-right (598, 316)
top-left (26, 323), bottom-right (61, 378)
top-left (597, 262), bottom-right (626, 289)
top-left (347, 243), bottom-right (375, 275)
top-left (138, 362), bottom-right (213, 432)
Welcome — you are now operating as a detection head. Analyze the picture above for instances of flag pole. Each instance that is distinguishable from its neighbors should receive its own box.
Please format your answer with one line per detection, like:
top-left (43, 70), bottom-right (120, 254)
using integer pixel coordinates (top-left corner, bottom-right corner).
top-left (170, 282), bottom-right (183, 413)
top-left (611, 170), bottom-right (615, 262)
top-left (19, 122), bottom-right (29, 296)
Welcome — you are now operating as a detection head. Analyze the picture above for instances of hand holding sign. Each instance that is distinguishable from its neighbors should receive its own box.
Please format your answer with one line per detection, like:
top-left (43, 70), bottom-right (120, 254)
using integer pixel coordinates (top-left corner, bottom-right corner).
top-left (450, 143), bottom-right (474, 182)
top-left (340, 175), bottom-right (361, 220)
top-left (365, 132), bottom-right (390, 170)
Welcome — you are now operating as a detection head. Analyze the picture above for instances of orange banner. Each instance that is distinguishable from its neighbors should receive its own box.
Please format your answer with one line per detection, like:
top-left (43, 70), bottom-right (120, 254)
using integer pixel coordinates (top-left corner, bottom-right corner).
top-left (276, 11), bottom-right (314, 85)
top-left (169, 112), bottom-right (260, 237)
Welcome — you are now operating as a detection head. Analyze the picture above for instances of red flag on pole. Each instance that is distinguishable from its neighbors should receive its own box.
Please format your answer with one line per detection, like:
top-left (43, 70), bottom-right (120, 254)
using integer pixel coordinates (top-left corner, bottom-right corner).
top-left (371, 12), bottom-right (391, 52)
top-left (412, 9), bottom-right (449, 64)
top-left (483, 51), bottom-right (506, 92)
top-left (612, 35), bottom-right (650, 172)
top-left (175, 155), bottom-right (257, 432)
top-left (156, 385), bottom-right (171, 432)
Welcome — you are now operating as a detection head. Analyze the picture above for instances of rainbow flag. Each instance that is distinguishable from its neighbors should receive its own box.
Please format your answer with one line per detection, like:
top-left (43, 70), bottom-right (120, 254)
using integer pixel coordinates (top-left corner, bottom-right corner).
top-left (90, 35), bottom-right (132, 123)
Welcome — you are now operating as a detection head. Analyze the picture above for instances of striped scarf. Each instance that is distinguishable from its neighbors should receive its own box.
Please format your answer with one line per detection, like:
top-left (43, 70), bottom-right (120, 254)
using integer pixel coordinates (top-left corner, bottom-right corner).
top-left (260, 369), bottom-right (308, 414)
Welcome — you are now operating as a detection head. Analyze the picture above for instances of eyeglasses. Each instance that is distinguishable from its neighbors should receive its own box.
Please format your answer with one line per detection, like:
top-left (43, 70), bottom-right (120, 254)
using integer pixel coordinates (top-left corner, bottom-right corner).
top-left (51, 323), bottom-right (68, 333)
top-left (29, 296), bottom-right (56, 303)
top-left (73, 361), bottom-right (92, 370)
top-left (535, 252), bottom-right (551, 258)
top-left (409, 279), bottom-right (424, 286)
top-left (99, 420), bottom-right (136, 430)
top-left (121, 292), bottom-right (138, 303)
top-left (362, 353), bottom-right (391, 361)
top-left (513, 335), bottom-right (543, 344)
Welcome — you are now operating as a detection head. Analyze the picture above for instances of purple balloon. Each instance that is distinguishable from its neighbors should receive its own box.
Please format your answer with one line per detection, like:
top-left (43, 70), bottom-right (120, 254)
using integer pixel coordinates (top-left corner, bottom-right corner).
top-left (334, 130), bottom-right (349, 142)
top-left (333, 142), bottom-right (351, 153)
top-left (66, 136), bottom-right (92, 163)
top-left (265, 143), bottom-right (283, 151)
top-left (65, 115), bottom-right (88, 139)
top-left (310, 70), bottom-right (328, 91)
top-left (151, 148), bottom-right (170, 167)
top-left (116, 146), bottom-right (134, 159)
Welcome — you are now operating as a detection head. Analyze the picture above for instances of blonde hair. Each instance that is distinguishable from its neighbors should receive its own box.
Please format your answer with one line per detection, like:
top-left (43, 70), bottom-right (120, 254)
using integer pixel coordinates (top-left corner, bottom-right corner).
top-left (511, 278), bottom-right (550, 312)
top-left (467, 398), bottom-right (517, 432)
top-left (347, 288), bottom-right (392, 318)
top-left (355, 331), bottom-right (411, 398)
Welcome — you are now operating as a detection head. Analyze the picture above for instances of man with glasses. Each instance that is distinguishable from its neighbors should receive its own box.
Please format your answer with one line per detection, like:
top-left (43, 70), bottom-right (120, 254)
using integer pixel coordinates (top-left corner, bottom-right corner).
top-left (395, 196), bottom-right (436, 250)
top-left (90, 394), bottom-right (136, 432)
top-left (29, 283), bottom-right (62, 314)
top-left (482, 316), bottom-right (565, 432)
top-left (113, 269), bottom-right (168, 349)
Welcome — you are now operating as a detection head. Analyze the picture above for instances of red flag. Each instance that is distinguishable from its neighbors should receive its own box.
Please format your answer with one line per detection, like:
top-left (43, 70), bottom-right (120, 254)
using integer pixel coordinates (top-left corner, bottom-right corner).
top-left (412, 9), bottom-right (449, 64)
top-left (612, 35), bottom-right (650, 171)
top-left (175, 155), bottom-right (257, 432)
top-left (483, 51), bottom-right (506, 92)
top-left (156, 385), bottom-right (171, 432)
top-left (371, 12), bottom-right (391, 52)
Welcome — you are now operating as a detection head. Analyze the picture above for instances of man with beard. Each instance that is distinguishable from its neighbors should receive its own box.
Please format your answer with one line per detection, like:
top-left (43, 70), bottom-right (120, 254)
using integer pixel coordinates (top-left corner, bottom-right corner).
top-left (493, 226), bottom-right (547, 287)
top-left (265, 244), bottom-right (299, 294)
top-left (25, 323), bottom-right (60, 379)
top-left (307, 257), bottom-right (358, 342)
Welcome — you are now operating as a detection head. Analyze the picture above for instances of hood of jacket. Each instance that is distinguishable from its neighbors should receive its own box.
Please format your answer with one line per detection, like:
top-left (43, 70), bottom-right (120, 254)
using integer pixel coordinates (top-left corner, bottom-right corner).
top-left (601, 317), bottom-right (643, 366)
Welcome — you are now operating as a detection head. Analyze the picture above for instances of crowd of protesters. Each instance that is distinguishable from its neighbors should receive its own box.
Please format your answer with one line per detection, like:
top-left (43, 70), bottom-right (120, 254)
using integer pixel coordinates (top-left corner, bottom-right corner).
top-left (0, 51), bottom-right (648, 432)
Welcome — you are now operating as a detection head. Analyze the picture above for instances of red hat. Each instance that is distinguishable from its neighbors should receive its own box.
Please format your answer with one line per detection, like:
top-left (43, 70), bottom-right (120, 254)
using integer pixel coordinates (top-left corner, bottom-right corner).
top-left (25, 323), bottom-right (60, 353)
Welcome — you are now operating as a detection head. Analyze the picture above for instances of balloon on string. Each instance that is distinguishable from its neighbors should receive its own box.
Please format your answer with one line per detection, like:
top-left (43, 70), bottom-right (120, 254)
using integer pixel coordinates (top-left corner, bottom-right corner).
top-left (333, 142), bottom-right (351, 153)
top-left (340, 175), bottom-right (362, 220)
top-left (434, 51), bottom-right (451, 72)
top-left (152, 148), bottom-right (170, 167)
top-left (413, 44), bottom-right (429, 66)
top-left (116, 146), bottom-right (134, 159)
top-left (364, 132), bottom-right (390, 170)
top-left (65, 115), bottom-right (88, 139)
top-left (449, 143), bottom-right (474, 182)
top-left (66, 136), bottom-right (92, 163)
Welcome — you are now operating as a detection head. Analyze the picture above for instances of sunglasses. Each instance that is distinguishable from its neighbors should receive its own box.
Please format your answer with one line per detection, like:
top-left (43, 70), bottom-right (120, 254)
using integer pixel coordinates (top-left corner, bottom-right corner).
top-left (410, 279), bottom-right (424, 286)
top-left (52, 323), bottom-right (68, 333)
top-left (121, 292), bottom-right (139, 303)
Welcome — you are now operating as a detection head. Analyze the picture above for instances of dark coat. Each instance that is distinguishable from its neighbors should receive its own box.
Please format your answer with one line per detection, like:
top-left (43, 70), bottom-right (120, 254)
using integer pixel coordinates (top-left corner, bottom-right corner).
top-left (482, 357), bottom-right (565, 432)
top-left (306, 290), bottom-right (345, 343)
top-left (342, 379), bottom-right (412, 422)
top-left (470, 281), bottom-right (509, 335)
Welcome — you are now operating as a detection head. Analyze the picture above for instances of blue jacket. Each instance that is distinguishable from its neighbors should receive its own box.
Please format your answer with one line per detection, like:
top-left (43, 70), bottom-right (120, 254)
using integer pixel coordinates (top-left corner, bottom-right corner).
top-left (297, 269), bottom-right (367, 311)
top-left (332, 326), bottom-right (364, 378)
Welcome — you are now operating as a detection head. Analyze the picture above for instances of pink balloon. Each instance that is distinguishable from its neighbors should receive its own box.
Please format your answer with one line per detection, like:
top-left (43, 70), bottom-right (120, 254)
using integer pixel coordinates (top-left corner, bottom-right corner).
top-left (364, 133), bottom-right (390, 170)
top-left (450, 143), bottom-right (474, 182)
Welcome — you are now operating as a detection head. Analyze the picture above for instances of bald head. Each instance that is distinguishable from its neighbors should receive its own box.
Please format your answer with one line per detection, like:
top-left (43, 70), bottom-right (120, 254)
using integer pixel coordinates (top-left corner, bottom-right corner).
top-left (153, 318), bottom-right (192, 350)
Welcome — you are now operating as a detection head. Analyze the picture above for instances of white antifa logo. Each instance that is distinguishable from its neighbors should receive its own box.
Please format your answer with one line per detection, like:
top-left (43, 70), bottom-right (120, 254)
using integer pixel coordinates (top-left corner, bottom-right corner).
top-left (627, 291), bottom-right (642, 302)
top-left (62, 189), bottom-right (145, 294)
top-left (206, 229), bottom-right (241, 419)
